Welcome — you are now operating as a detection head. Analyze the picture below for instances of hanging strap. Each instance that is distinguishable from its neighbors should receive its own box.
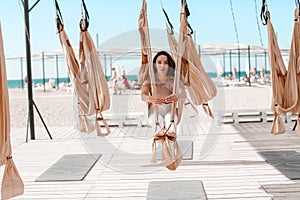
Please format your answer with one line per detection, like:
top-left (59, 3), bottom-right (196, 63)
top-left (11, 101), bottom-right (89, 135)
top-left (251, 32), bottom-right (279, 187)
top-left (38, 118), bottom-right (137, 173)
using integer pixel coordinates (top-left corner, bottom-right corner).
top-left (95, 112), bottom-right (111, 136)
top-left (296, 0), bottom-right (300, 9)
top-left (260, 0), bottom-right (268, 25)
top-left (162, 8), bottom-right (174, 34)
top-left (181, 0), bottom-right (193, 34)
top-left (295, 0), bottom-right (300, 20)
top-left (80, 0), bottom-right (90, 31)
top-left (54, 0), bottom-right (64, 32)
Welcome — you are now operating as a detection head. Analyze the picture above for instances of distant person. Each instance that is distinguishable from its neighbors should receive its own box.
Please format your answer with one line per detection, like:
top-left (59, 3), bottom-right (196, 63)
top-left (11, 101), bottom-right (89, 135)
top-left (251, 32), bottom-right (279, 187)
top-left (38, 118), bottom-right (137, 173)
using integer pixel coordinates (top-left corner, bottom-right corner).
top-left (121, 74), bottom-right (129, 92)
top-left (232, 67), bottom-right (237, 80)
top-left (243, 74), bottom-right (250, 83)
top-left (109, 67), bottom-right (118, 94)
top-left (24, 76), bottom-right (28, 88)
top-left (225, 72), bottom-right (233, 80)
top-left (251, 67), bottom-right (259, 79)
top-left (260, 68), bottom-right (266, 79)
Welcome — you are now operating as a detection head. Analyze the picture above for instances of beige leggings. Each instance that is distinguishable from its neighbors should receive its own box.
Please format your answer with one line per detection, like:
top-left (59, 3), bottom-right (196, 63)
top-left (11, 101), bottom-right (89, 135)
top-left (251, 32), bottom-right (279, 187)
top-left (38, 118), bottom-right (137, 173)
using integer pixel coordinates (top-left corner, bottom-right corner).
top-left (148, 104), bottom-right (178, 133)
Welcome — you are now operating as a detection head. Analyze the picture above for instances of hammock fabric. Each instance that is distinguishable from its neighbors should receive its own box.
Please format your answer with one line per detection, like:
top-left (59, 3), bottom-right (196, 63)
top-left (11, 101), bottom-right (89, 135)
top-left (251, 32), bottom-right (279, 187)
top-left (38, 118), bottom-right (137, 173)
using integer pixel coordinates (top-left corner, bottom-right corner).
top-left (138, 0), bottom-right (153, 87)
top-left (55, 1), bottom-right (110, 135)
top-left (282, 9), bottom-right (300, 113)
top-left (56, 21), bottom-right (95, 133)
top-left (265, 10), bottom-right (288, 135)
top-left (282, 8), bottom-right (300, 135)
top-left (175, 0), bottom-right (216, 118)
top-left (0, 24), bottom-right (24, 200)
top-left (79, 19), bottom-right (111, 136)
top-left (138, 0), bottom-right (182, 170)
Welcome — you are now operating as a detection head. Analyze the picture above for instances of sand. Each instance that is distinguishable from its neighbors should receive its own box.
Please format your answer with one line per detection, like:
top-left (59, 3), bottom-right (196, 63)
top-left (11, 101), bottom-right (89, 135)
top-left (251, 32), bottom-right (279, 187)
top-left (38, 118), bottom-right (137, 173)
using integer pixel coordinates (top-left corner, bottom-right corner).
top-left (8, 83), bottom-right (273, 128)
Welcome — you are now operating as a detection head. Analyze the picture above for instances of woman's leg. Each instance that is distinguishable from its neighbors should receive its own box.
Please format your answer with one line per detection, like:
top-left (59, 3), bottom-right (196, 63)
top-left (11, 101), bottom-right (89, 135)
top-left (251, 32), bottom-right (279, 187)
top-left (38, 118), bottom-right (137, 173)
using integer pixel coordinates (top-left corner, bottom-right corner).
top-left (164, 112), bottom-right (178, 136)
top-left (149, 112), bottom-right (164, 135)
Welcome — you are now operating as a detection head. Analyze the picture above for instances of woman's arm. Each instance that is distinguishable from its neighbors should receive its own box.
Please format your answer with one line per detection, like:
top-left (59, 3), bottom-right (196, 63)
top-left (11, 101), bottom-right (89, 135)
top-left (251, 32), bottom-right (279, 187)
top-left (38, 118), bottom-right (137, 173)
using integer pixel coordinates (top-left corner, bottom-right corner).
top-left (164, 78), bottom-right (186, 104)
top-left (141, 80), bottom-right (165, 104)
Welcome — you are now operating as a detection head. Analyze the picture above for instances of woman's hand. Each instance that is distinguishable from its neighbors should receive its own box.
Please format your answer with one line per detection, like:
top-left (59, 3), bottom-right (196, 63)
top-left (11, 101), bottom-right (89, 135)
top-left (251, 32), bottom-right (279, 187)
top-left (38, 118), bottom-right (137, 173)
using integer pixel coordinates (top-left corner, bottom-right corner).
top-left (164, 94), bottom-right (178, 104)
top-left (149, 96), bottom-right (165, 105)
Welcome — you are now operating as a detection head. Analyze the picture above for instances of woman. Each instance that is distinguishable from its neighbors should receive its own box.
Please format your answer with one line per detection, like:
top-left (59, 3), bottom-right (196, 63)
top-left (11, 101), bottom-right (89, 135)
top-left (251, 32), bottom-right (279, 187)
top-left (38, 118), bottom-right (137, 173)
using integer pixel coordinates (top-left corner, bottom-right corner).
top-left (141, 51), bottom-right (186, 140)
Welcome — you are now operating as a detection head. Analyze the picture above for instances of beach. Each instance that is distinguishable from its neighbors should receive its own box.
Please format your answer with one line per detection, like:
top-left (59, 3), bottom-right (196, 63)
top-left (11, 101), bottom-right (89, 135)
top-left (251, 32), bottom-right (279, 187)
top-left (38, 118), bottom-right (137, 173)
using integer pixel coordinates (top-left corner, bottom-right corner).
top-left (6, 82), bottom-right (300, 200)
top-left (8, 82), bottom-right (273, 128)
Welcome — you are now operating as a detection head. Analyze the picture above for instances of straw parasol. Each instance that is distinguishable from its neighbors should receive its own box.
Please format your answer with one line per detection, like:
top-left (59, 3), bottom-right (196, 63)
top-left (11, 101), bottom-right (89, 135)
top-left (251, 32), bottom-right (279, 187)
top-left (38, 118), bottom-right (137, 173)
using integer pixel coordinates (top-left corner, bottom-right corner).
top-left (265, 10), bottom-right (287, 134)
top-left (0, 23), bottom-right (24, 200)
top-left (79, 2), bottom-right (111, 136)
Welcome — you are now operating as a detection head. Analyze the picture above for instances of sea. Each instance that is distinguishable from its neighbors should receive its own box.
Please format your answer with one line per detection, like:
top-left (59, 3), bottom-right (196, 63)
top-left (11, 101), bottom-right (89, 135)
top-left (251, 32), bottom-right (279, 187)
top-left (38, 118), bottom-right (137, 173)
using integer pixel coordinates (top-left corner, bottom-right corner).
top-left (7, 71), bottom-right (256, 89)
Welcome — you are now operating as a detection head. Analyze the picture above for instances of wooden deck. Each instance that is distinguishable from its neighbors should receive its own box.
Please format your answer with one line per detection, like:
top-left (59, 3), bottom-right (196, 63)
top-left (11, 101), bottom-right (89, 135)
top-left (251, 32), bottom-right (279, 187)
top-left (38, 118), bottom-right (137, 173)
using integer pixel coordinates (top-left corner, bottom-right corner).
top-left (4, 115), bottom-right (300, 199)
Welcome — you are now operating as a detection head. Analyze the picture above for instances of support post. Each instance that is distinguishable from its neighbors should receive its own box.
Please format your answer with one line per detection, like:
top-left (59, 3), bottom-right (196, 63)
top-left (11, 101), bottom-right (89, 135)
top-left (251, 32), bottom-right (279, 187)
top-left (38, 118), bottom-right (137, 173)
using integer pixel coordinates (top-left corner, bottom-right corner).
top-left (24, 0), bottom-right (35, 140)
top-left (20, 58), bottom-right (24, 89)
top-left (56, 54), bottom-right (59, 88)
top-left (248, 45), bottom-right (251, 86)
top-left (238, 47), bottom-right (241, 81)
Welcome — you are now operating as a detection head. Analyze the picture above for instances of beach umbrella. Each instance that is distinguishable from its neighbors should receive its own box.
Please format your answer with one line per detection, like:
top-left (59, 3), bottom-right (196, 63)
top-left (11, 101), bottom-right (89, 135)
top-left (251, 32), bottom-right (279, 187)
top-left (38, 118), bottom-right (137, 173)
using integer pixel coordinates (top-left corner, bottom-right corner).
top-left (264, 10), bottom-right (287, 134)
top-left (0, 24), bottom-right (24, 200)
top-left (79, 1), bottom-right (111, 136)
top-left (55, 2), bottom-right (94, 133)
top-left (176, 0), bottom-right (217, 117)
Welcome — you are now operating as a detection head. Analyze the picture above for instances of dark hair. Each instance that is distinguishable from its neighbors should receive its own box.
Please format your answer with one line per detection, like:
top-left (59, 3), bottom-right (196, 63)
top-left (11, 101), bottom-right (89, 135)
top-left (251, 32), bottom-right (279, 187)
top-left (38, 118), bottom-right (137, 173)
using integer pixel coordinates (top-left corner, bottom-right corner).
top-left (153, 51), bottom-right (176, 76)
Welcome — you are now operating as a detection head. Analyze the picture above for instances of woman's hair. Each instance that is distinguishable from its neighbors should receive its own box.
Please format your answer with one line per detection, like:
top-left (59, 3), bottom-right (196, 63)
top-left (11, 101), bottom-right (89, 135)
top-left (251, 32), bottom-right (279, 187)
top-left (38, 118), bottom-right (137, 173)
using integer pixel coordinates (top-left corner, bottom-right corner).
top-left (153, 51), bottom-right (176, 76)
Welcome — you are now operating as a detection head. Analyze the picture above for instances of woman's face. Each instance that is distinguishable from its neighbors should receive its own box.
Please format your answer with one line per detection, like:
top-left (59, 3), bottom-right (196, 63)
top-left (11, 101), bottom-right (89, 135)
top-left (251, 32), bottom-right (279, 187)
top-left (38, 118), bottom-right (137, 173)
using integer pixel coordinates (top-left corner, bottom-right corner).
top-left (155, 55), bottom-right (169, 76)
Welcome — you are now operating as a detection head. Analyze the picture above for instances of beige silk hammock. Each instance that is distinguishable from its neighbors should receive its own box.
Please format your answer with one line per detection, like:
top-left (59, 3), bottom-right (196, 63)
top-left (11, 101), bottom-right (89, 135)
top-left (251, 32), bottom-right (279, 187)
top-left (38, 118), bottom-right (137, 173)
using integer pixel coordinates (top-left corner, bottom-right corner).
top-left (282, 7), bottom-right (300, 135)
top-left (163, 0), bottom-right (217, 118)
top-left (262, 1), bottom-right (300, 135)
top-left (163, 0), bottom-right (217, 170)
top-left (138, 0), bottom-right (183, 170)
top-left (55, 0), bottom-right (110, 136)
top-left (0, 24), bottom-right (24, 200)
top-left (79, 0), bottom-right (110, 136)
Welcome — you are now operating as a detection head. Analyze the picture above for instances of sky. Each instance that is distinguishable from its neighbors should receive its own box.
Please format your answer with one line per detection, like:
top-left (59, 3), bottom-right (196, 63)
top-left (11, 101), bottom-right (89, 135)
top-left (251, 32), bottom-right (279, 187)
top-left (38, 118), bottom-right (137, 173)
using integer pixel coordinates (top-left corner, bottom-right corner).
top-left (0, 0), bottom-right (296, 79)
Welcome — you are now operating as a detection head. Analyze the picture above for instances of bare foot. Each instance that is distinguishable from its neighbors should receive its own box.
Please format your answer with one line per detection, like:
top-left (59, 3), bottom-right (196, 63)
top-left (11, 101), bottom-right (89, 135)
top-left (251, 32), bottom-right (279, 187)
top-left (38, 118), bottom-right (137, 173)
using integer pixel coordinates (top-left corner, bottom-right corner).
top-left (166, 131), bottom-right (176, 141)
top-left (154, 131), bottom-right (165, 139)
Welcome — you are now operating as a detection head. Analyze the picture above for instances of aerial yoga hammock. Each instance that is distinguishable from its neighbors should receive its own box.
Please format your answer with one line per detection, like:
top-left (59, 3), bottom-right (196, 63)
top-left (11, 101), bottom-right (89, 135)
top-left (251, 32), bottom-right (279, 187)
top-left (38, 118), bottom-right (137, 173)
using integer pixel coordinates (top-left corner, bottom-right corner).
top-left (163, 0), bottom-right (217, 117)
top-left (261, 0), bottom-right (299, 135)
top-left (138, 0), bottom-right (183, 170)
top-left (0, 23), bottom-right (24, 200)
top-left (55, 0), bottom-right (110, 136)
top-left (138, 0), bottom-right (217, 170)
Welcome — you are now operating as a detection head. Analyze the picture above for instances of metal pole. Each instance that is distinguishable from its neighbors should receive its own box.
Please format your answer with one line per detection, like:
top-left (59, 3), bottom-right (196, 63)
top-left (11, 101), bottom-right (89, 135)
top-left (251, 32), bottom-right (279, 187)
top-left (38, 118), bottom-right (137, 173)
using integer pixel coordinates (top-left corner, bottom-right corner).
top-left (255, 54), bottom-right (258, 69)
top-left (56, 54), bottom-right (59, 89)
top-left (223, 53), bottom-right (226, 78)
top-left (109, 55), bottom-right (112, 79)
top-left (238, 47), bottom-right (241, 81)
top-left (104, 54), bottom-right (107, 77)
top-left (42, 52), bottom-right (45, 92)
top-left (20, 58), bottom-right (24, 89)
top-left (248, 45), bottom-right (251, 86)
top-left (264, 50), bottom-right (267, 73)
top-left (229, 50), bottom-right (232, 76)
top-left (96, 33), bottom-right (99, 48)
top-left (24, 0), bottom-right (35, 140)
